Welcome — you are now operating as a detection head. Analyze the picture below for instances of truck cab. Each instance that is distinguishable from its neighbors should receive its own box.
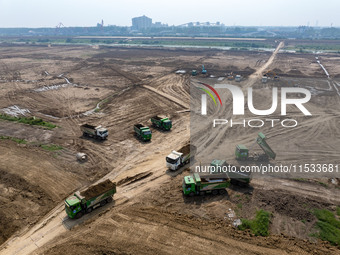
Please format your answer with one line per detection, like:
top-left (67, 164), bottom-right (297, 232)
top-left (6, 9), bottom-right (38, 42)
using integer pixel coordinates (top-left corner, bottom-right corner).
top-left (64, 194), bottom-right (82, 219)
top-left (141, 127), bottom-right (152, 140)
top-left (161, 119), bottom-right (172, 130)
top-left (210, 159), bottom-right (229, 174)
top-left (235, 144), bottom-right (249, 160)
top-left (96, 126), bottom-right (108, 139)
top-left (166, 151), bottom-right (182, 170)
top-left (182, 174), bottom-right (199, 196)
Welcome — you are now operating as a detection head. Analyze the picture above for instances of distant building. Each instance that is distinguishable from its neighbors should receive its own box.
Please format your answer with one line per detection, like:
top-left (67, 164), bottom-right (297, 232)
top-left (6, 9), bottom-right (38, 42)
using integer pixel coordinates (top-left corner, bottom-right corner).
top-left (132, 15), bottom-right (152, 30)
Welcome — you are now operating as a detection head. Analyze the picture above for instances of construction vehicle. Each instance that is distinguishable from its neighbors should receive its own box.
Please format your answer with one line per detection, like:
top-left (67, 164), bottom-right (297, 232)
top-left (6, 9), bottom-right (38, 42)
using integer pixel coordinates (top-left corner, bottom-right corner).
top-left (201, 65), bottom-right (207, 74)
top-left (192, 70), bottom-right (197, 76)
top-left (227, 72), bottom-right (234, 80)
top-left (210, 160), bottom-right (251, 187)
top-left (182, 173), bottom-right (229, 196)
top-left (166, 143), bottom-right (197, 171)
top-left (235, 132), bottom-right (276, 161)
top-left (81, 124), bottom-right (108, 140)
top-left (151, 116), bottom-right (172, 131)
top-left (134, 124), bottom-right (152, 141)
top-left (65, 179), bottom-right (116, 219)
top-left (263, 70), bottom-right (279, 81)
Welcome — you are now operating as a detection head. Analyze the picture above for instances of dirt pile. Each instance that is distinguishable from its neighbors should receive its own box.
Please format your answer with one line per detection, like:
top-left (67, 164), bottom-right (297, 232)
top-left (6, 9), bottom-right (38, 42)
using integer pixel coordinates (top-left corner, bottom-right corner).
top-left (117, 172), bottom-right (153, 186)
top-left (179, 143), bottom-right (190, 154)
top-left (80, 179), bottom-right (116, 199)
top-left (0, 169), bottom-right (54, 245)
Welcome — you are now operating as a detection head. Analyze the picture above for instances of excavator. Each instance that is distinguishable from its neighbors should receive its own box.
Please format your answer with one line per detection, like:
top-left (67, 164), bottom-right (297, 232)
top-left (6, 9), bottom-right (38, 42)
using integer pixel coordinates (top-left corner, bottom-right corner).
top-left (201, 65), bottom-right (207, 74)
top-left (263, 70), bottom-right (280, 81)
top-left (235, 132), bottom-right (276, 161)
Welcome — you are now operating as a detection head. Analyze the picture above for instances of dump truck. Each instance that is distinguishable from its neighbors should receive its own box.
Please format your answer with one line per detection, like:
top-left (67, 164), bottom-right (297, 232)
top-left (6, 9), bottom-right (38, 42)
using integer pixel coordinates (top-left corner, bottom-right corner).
top-left (81, 124), bottom-right (108, 140)
top-left (192, 70), bottom-right (197, 76)
top-left (64, 179), bottom-right (116, 219)
top-left (151, 116), bottom-right (172, 131)
top-left (235, 132), bottom-right (276, 161)
top-left (182, 173), bottom-right (229, 196)
top-left (210, 159), bottom-right (251, 186)
top-left (166, 143), bottom-right (197, 171)
top-left (134, 124), bottom-right (152, 141)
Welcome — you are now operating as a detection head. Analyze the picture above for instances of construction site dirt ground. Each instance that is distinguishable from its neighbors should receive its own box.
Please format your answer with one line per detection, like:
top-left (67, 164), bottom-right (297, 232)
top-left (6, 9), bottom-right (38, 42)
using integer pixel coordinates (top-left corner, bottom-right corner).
top-left (0, 43), bottom-right (339, 254)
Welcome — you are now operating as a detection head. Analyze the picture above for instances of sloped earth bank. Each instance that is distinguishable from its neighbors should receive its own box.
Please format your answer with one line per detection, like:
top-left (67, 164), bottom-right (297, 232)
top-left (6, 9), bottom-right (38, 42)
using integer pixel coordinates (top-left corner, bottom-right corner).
top-left (0, 43), bottom-right (339, 254)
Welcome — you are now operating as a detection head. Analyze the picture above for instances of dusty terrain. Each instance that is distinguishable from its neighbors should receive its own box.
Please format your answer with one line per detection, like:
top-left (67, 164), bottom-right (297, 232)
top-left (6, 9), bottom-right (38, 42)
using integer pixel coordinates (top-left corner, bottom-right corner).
top-left (0, 42), bottom-right (339, 254)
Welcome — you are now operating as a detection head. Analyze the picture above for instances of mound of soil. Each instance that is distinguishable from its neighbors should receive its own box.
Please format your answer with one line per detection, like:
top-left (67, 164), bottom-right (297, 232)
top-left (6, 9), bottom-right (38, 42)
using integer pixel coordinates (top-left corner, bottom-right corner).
top-left (179, 143), bottom-right (190, 154)
top-left (272, 68), bottom-right (283, 73)
top-left (80, 179), bottom-right (116, 200)
top-left (0, 169), bottom-right (54, 245)
top-left (255, 190), bottom-right (332, 222)
top-left (287, 69), bottom-right (303, 75)
top-left (117, 172), bottom-right (153, 186)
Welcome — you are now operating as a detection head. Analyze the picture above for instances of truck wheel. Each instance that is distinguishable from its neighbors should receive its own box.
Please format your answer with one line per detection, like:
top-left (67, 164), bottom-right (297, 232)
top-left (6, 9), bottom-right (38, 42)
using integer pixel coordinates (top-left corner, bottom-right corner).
top-left (219, 189), bottom-right (226, 195)
top-left (189, 192), bottom-right (195, 197)
top-left (106, 197), bottom-right (113, 203)
top-left (75, 212), bottom-right (83, 219)
top-left (212, 190), bottom-right (218, 195)
top-left (86, 207), bottom-right (93, 213)
top-left (199, 191), bottom-right (205, 196)
top-left (100, 200), bottom-right (107, 206)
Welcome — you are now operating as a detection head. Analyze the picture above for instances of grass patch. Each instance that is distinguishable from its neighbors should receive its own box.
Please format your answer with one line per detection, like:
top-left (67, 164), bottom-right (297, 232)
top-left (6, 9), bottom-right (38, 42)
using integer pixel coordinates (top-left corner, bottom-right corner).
top-left (0, 135), bottom-right (27, 144)
top-left (317, 181), bottom-right (328, 188)
top-left (292, 178), bottom-right (309, 183)
top-left (337, 207), bottom-right (340, 217)
top-left (312, 209), bottom-right (340, 246)
top-left (239, 209), bottom-right (271, 236)
top-left (0, 114), bottom-right (56, 129)
top-left (40, 144), bottom-right (63, 151)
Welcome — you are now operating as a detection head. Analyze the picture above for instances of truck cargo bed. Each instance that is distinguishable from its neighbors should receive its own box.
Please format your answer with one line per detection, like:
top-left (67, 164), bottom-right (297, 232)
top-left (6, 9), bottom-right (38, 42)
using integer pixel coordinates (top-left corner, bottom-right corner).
top-left (81, 124), bottom-right (96, 129)
top-left (80, 179), bottom-right (116, 200)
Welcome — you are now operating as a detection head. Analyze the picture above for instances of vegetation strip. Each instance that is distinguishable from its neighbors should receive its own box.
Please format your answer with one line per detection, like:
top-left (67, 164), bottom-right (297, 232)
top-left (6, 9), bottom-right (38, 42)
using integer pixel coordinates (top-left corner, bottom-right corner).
top-left (238, 209), bottom-right (271, 237)
top-left (312, 209), bottom-right (340, 246)
top-left (0, 114), bottom-right (56, 129)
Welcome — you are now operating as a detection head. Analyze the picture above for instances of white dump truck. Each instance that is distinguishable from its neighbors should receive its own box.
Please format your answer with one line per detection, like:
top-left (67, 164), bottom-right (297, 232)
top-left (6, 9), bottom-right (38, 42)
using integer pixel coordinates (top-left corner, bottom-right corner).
top-left (81, 124), bottom-right (108, 140)
top-left (166, 143), bottom-right (197, 171)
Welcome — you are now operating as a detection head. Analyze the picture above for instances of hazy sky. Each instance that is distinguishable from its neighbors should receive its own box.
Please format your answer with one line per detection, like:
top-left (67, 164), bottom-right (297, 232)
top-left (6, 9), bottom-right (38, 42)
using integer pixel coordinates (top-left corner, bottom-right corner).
top-left (0, 0), bottom-right (339, 28)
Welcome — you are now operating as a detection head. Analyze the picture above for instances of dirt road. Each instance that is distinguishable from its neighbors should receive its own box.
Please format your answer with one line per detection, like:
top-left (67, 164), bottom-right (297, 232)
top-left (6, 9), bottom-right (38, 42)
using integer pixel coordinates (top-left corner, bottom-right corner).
top-left (245, 41), bottom-right (284, 87)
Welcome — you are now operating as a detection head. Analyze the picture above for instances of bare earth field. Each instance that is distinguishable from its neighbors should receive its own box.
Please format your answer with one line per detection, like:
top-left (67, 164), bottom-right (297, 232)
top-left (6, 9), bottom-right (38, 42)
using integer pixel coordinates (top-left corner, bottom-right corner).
top-left (0, 43), bottom-right (339, 254)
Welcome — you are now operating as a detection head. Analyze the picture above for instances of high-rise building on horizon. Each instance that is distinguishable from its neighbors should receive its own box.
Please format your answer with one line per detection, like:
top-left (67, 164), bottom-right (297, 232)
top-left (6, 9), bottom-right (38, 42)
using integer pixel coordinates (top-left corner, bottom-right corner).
top-left (132, 15), bottom-right (152, 30)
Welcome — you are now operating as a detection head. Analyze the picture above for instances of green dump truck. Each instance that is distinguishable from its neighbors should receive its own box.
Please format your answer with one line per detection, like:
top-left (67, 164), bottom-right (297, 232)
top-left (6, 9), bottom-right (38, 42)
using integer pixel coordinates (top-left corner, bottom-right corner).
top-left (182, 173), bottom-right (229, 196)
top-left (134, 124), bottom-right (152, 141)
top-left (151, 115), bottom-right (172, 131)
top-left (65, 179), bottom-right (116, 219)
top-left (235, 132), bottom-right (276, 161)
top-left (81, 124), bottom-right (108, 140)
top-left (210, 160), bottom-right (251, 187)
